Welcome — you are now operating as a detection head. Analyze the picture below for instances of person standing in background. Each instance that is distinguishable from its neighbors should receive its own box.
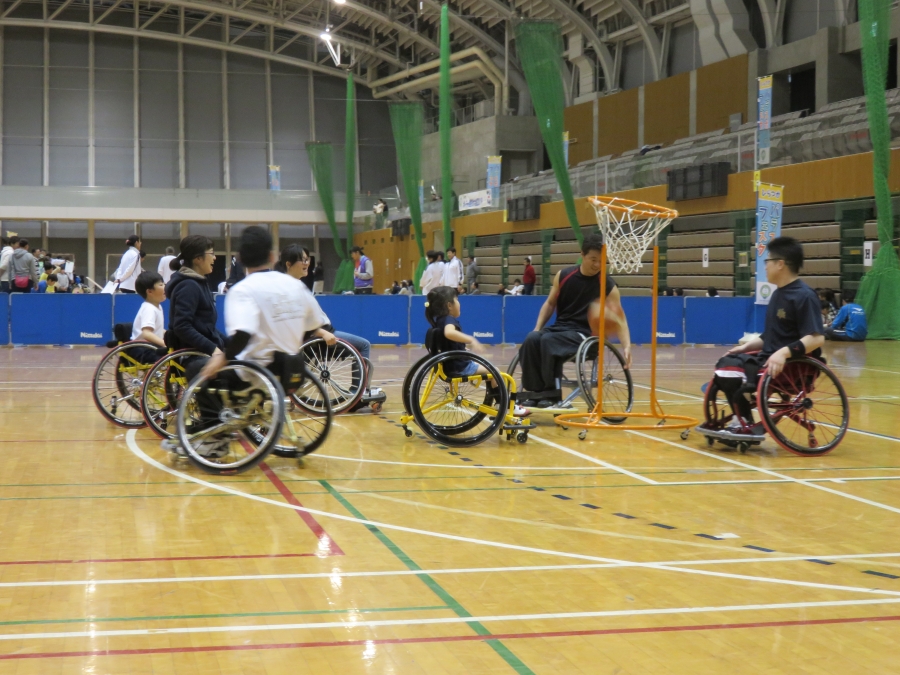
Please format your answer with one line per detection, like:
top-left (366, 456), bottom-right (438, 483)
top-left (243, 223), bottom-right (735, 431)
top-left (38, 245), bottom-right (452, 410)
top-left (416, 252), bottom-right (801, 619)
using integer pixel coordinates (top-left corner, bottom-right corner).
top-left (442, 247), bottom-right (464, 289)
top-left (158, 246), bottom-right (177, 285)
top-left (8, 238), bottom-right (38, 293)
top-left (465, 255), bottom-right (479, 292)
top-left (113, 235), bottom-right (142, 293)
top-left (522, 257), bottom-right (536, 295)
top-left (302, 256), bottom-right (316, 292)
top-left (0, 237), bottom-right (13, 294)
top-left (419, 251), bottom-right (445, 296)
top-left (351, 246), bottom-right (374, 295)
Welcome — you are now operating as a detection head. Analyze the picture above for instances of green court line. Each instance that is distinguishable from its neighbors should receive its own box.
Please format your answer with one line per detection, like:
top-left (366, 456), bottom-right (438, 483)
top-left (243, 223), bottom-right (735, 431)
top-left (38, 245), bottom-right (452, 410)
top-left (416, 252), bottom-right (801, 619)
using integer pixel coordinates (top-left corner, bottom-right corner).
top-left (0, 604), bottom-right (450, 628)
top-left (319, 480), bottom-right (535, 675)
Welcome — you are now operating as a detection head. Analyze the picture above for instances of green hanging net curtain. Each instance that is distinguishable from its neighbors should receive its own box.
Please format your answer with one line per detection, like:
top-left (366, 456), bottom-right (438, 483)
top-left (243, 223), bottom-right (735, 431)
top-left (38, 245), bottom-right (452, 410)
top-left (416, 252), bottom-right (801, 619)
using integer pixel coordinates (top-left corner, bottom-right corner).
top-left (389, 101), bottom-right (428, 292)
top-left (306, 141), bottom-right (354, 293)
top-left (345, 73), bottom-right (357, 262)
top-left (439, 4), bottom-right (453, 249)
top-left (856, 0), bottom-right (900, 339)
top-left (515, 20), bottom-right (583, 246)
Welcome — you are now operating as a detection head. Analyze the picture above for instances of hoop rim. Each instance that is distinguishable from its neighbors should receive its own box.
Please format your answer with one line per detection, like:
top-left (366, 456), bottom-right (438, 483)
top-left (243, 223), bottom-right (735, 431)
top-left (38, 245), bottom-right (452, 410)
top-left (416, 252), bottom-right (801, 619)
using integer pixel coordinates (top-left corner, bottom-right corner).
top-left (589, 196), bottom-right (678, 221)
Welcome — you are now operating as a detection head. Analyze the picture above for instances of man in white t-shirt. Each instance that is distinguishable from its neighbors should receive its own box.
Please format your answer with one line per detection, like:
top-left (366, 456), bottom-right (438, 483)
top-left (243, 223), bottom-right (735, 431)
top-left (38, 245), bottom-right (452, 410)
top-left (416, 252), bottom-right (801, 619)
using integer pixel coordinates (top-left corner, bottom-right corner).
top-left (419, 250), bottom-right (446, 296)
top-left (131, 271), bottom-right (166, 347)
top-left (158, 246), bottom-right (177, 285)
top-left (442, 246), bottom-right (463, 289)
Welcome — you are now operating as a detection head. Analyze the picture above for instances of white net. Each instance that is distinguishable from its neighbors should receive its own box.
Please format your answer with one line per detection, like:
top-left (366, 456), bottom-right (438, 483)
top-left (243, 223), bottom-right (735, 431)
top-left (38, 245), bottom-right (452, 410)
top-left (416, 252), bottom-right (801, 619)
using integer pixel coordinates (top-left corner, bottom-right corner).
top-left (589, 197), bottom-right (677, 274)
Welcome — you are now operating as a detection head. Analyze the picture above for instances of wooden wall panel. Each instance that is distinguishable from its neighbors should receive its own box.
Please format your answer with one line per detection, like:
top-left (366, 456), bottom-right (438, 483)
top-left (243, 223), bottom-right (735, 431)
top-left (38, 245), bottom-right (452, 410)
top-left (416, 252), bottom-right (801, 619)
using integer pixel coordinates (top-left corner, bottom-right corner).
top-left (563, 101), bottom-right (595, 167)
top-left (596, 88), bottom-right (639, 157)
top-left (695, 54), bottom-right (749, 133)
top-left (644, 72), bottom-right (691, 146)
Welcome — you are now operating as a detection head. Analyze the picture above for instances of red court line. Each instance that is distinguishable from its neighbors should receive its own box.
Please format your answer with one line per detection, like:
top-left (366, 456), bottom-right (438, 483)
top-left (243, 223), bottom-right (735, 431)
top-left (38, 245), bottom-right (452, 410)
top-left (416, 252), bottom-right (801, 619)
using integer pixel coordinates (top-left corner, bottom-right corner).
top-left (3, 612), bottom-right (899, 660)
top-left (257, 461), bottom-right (344, 557)
top-left (0, 553), bottom-right (321, 567)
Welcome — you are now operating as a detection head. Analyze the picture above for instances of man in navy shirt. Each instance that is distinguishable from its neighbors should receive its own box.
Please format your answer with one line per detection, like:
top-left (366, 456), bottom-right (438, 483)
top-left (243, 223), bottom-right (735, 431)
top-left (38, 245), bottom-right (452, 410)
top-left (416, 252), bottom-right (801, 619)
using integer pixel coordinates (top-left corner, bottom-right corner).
top-left (825, 290), bottom-right (867, 341)
top-left (711, 237), bottom-right (824, 434)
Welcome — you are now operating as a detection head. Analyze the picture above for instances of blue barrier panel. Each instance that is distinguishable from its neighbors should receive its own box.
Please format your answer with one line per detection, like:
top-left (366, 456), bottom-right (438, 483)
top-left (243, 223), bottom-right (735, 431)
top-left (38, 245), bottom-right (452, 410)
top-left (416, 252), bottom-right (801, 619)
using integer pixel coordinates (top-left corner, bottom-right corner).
top-left (215, 293), bottom-right (226, 336)
top-left (0, 294), bottom-right (8, 345)
top-left (620, 296), bottom-right (684, 344)
top-left (338, 295), bottom-right (410, 345)
top-left (753, 303), bottom-right (768, 333)
top-left (11, 294), bottom-right (112, 345)
top-left (60, 294), bottom-right (113, 345)
top-left (684, 297), bottom-right (755, 344)
top-left (317, 295), bottom-right (362, 336)
top-left (503, 296), bottom-right (549, 344)
top-left (410, 295), bottom-right (504, 345)
top-left (113, 294), bottom-right (170, 327)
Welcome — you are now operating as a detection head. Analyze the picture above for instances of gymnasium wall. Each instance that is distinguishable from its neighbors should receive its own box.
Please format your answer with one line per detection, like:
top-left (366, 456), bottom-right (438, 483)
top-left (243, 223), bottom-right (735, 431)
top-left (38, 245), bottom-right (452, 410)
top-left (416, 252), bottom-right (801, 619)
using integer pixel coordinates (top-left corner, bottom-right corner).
top-left (644, 72), bottom-right (691, 147)
top-left (563, 102), bottom-right (594, 167)
top-left (2, 27), bottom-right (397, 192)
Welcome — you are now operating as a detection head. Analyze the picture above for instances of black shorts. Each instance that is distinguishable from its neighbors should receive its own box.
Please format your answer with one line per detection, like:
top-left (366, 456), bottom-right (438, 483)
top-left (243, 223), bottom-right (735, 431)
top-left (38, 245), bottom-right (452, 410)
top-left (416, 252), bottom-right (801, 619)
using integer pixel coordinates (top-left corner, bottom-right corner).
top-left (714, 353), bottom-right (765, 385)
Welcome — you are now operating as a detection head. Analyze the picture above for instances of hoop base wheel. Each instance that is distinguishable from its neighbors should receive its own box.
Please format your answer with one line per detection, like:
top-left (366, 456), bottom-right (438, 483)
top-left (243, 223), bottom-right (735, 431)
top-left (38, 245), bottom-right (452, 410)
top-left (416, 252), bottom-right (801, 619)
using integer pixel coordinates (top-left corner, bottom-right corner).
top-left (554, 411), bottom-right (699, 432)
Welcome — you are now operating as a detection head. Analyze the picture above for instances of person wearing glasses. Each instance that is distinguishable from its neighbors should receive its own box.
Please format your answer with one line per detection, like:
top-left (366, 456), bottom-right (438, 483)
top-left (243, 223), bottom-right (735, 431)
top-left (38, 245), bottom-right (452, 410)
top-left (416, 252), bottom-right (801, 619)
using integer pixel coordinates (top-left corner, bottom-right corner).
top-left (165, 235), bottom-right (226, 360)
top-left (709, 236), bottom-right (824, 436)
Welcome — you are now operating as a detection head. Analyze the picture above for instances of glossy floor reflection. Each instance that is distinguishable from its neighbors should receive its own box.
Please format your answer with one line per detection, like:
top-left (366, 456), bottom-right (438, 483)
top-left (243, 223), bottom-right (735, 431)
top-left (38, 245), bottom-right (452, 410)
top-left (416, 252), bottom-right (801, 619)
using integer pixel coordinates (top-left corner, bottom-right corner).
top-left (0, 340), bottom-right (897, 673)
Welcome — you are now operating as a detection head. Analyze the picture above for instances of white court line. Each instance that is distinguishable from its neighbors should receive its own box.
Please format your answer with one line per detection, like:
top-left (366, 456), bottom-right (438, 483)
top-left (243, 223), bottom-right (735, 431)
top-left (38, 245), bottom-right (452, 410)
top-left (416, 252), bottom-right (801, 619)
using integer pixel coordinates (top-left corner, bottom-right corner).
top-left (2, 597), bottom-right (900, 642)
top-left (529, 434), bottom-right (658, 484)
top-left (4, 552), bottom-right (900, 590)
top-left (124, 431), bottom-right (900, 600)
top-left (314, 454), bottom-right (603, 471)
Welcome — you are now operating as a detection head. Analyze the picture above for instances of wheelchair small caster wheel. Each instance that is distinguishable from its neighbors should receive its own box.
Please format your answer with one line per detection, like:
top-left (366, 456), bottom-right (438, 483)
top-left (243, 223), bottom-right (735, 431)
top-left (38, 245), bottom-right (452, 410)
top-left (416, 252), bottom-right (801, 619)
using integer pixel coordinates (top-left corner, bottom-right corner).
top-left (403, 427), bottom-right (412, 438)
top-left (680, 430), bottom-right (690, 440)
top-left (516, 431), bottom-right (528, 444)
top-left (706, 436), bottom-right (715, 447)
top-left (371, 402), bottom-right (383, 413)
top-left (578, 430), bottom-right (588, 441)
top-left (738, 442), bottom-right (750, 454)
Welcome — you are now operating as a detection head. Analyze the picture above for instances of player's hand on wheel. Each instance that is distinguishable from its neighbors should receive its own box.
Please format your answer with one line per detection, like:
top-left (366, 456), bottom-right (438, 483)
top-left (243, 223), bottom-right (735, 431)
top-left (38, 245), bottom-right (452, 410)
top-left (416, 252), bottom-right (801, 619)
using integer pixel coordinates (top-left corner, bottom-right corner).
top-left (200, 350), bottom-right (227, 380)
top-left (765, 348), bottom-right (788, 378)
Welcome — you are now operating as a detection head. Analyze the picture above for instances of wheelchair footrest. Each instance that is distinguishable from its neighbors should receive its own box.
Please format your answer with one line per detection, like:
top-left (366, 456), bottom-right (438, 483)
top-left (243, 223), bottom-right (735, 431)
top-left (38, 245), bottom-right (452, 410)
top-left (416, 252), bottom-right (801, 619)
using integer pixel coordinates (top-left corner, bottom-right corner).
top-left (696, 425), bottom-right (766, 444)
top-left (503, 420), bottom-right (536, 431)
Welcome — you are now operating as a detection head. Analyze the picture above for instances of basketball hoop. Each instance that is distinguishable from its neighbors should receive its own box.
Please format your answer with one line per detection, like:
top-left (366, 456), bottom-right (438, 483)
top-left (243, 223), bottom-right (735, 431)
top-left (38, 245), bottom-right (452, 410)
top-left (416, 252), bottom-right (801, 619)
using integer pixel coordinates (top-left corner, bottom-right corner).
top-left (589, 196), bottom-right (678, 274)
top-left (554, 196), bottom-right (699, 436)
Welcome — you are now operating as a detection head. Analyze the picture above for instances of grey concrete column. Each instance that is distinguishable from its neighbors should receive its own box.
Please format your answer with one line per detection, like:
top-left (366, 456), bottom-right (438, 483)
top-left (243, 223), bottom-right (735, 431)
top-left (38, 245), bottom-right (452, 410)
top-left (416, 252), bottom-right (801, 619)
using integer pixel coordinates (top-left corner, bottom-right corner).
top-left (180, 221), bottom-right (189, 239)
top-left (222, 17), bottom-right (230, 190)
top-left (309, 72), bottom-right (316, 189)
top-left (133, 35), bottom-right (140, 188)
top-left (689, 70), bottom-right (698, 136)
top-left (42, 29), bottom-right (49, 187)
top-left (815, 26), bottom-right (863, 112)
top-left (87, 219), bottom-right (96, 288)
top-left (313, 224), bottom-right (320, 261)
top-left (592, 96), bottom-right (598, 158)
top-left (271, 222), bottom-right (279, 252)
top-left (88, 32), bottom-right (95, 187)
top-left (177, 43), bottom-right (186, 188)
top-left (41, 221), bottom-right (48, 251)
top-left (637, 85), bottom-right (645, 147)
top-left (0, 27), bottom-right (5, 185)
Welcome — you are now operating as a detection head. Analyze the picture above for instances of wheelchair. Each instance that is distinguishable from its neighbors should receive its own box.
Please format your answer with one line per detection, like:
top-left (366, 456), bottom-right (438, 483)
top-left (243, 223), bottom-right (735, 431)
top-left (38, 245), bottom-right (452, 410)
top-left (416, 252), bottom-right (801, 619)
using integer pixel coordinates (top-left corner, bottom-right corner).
top-left (400, 334), bottom-right (535, 447)
top-left (174, 358), bottom-right (333, 475)
top-left (506, 336), bottom-right (634, 422)
top-left (697, 354), bottom-right (849, 456)
top-left (139, 348), bottom-right (210, 439)
top-left (293, 337), bottom-right (386, 416)
top-left (92, 323), bottom-right (166, 428)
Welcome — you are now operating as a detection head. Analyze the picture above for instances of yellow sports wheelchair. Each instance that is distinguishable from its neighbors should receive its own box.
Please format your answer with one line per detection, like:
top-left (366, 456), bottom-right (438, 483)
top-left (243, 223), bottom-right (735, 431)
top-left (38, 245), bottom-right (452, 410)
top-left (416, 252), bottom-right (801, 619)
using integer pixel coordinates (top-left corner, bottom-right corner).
top-left (400, 330), bottom-right (535, 447)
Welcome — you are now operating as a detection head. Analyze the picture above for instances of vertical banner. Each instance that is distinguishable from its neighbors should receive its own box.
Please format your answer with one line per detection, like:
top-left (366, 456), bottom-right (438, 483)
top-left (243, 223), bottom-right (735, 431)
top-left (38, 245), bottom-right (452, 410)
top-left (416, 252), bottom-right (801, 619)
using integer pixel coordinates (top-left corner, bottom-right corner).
top-left (702, 248), bottom-right (709, 268)
top-left (418, 180), bottom-right (424, 213)
top-left (864, 241), bottom-right (875, 266)
top-left (268, 165), bottom-right (281, 190)
top-left (755, 182), bottom-right (784, 304)
top-left (487, 155), bottom-right (501, 206)
top-left (558, 132), bottom-right (570, 193)
top-left (757, 76), bottom-right (772, 166)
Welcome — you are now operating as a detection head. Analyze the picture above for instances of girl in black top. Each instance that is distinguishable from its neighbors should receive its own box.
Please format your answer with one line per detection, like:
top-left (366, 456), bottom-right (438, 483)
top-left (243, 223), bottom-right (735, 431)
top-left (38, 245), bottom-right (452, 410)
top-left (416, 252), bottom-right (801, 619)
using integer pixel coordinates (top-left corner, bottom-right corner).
top-left (165, 235), bottom-right (226, 357)
top-left (425, 286), bottom-right (528, 416)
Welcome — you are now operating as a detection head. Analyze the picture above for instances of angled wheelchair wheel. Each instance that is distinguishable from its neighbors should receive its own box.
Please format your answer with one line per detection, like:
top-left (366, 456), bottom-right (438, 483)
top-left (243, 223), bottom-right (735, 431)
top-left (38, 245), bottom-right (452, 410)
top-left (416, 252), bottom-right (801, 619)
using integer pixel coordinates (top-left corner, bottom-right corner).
top-left (140, 349), bottom-right (207, 439)
top-left (402, 354), bottom-right (434, 415)
top-left (281, 372), bottom-right (333, 456)
top-left (293, 338), bottom-right (366, 415)
top-left (703, 377), bottom-right (734, 429)
top-left (176, 361), bottom-right (285, 475)
top-left (575, 339), bottom-right (634, 423)
top-left (92, 341), bottom-right (156, 427)
top-left (757, 357), bottom-right (849, 456)
top-left (409, 353), bottom-right (508, 447)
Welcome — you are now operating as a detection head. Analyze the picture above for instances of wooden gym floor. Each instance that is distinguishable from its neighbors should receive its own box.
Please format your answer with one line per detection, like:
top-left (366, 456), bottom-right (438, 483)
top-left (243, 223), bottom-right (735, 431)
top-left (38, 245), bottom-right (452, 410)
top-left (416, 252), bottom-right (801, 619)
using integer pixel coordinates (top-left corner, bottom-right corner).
top-left (0, 340), bottom-right (898, 673)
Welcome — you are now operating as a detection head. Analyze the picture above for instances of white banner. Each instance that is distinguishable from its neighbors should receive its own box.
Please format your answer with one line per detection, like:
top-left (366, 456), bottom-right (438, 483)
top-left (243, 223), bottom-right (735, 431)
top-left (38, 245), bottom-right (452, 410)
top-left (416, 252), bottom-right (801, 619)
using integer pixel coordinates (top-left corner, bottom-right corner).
top-left (459, 189), bottom-right (493, 211)
top-left (864, 241), bottom-right (874, 267)
top-left (702, 248), bottom-right (709, 268)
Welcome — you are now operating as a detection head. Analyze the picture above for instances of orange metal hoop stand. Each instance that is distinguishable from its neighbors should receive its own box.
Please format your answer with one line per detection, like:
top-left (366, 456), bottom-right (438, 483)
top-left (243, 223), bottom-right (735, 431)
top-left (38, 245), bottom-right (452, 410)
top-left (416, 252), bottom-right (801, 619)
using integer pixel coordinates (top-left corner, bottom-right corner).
top-left (554, 199), bottom-right (699, 433)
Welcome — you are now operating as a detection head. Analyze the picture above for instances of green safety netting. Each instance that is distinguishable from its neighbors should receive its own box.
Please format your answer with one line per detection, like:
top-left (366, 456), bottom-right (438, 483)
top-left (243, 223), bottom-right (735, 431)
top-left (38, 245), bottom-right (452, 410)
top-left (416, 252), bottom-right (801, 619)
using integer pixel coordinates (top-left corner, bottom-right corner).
top-left (856, 0), bottom-right (900, 339)
top-left (515, 21), bottom-right (583, 245)
top-left (439, 3), bottom-right (453, 248)
top-left (389, 101), bottom-right (428, 291)
top-left (306, 141), bottom-right (354, 293)
top-left (345, 73), bottom-right (357, 260)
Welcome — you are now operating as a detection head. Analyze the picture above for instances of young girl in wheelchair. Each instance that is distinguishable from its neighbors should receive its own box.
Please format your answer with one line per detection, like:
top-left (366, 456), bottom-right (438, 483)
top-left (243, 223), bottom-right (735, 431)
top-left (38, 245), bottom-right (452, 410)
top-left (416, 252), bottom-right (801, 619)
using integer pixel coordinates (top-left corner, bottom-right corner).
top-left (425, 286), bottom-right (529, 417)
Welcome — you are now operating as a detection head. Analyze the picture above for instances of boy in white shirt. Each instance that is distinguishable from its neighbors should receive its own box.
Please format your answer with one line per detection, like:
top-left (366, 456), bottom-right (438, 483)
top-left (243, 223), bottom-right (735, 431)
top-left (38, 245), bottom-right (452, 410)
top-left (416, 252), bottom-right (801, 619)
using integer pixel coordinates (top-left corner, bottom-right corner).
top-left (419, 250), bottom-right (445, 296)
top-left (442, 247), bottom-right (464, 288)
top-left (132, 271), bottom-right (167, 347)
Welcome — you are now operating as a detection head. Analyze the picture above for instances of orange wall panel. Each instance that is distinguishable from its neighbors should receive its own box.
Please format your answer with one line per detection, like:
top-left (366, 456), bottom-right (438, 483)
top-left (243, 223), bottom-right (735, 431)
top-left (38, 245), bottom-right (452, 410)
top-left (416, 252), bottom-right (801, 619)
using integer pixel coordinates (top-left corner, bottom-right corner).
top-left (644, 72), bottom-right (691, 146)
top-left (597, 88), bottom-right (639, 157)
top-left (695, 54), bottom-right (749, 133)
top-left (563, 100), bottom-right (595, 167)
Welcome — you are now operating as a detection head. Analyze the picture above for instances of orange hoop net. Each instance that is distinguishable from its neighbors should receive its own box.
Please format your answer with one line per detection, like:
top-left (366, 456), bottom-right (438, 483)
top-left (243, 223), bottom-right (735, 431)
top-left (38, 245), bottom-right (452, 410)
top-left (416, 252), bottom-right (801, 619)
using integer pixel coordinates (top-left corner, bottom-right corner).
top-left (554, 197), bottom-right (699, 434)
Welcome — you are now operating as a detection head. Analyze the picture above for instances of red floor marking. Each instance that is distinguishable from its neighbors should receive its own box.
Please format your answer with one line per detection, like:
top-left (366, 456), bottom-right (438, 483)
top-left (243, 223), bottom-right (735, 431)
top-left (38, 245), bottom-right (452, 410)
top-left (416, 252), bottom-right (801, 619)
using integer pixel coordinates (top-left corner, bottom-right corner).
top-left (0, 553), bottom-right (321, 566)
top-left (257, 461), bottom-right (344, 557)
top-left (3, 613), bottom-right (899, 660)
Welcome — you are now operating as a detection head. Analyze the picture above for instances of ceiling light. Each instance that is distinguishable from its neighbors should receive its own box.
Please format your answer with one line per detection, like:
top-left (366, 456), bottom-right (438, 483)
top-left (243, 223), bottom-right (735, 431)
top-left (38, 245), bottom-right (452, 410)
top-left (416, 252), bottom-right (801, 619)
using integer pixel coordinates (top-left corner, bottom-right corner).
top-left (320, 28), bottom-right (332, 41)
top-left (334, 0), bottom-right (347, 4)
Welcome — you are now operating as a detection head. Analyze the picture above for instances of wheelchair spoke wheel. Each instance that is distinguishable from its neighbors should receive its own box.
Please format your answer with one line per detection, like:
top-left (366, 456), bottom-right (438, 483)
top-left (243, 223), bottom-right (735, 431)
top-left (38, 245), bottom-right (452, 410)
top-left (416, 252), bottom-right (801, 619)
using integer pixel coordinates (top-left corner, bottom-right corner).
top-left (92, 342), bottom-right (155, 427)
top-left (410, 353), bottom-right (508, 447)
top-left (758, 357), bottom-right (849, 456)
top-left (140, 350), bottom-right (206, 439)
top-left (507, 350), bottom-right (581, 405)
top-left (283, 374), bottom-right (333, 456)
top-left (402, 354), bottom-right (433, 415)
top-left (576, 339), bottom-right (634, 423)
top-left (293, 338), bottom-right (365, 415)
top-left (177, 361), bottom-right (285, 474)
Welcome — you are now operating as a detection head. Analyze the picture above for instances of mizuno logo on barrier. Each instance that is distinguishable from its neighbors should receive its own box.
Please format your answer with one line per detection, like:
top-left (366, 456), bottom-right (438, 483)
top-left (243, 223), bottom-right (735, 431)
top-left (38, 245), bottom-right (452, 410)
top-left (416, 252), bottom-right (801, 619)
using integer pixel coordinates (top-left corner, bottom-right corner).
top-left (378, 331), bottom-right (400, 337)
top-left (473, 332), bottom-right (494, 338)
top-left (656, 332), bottom-right (676, 338)
top-left (80, 332), bottom-right (103, 338)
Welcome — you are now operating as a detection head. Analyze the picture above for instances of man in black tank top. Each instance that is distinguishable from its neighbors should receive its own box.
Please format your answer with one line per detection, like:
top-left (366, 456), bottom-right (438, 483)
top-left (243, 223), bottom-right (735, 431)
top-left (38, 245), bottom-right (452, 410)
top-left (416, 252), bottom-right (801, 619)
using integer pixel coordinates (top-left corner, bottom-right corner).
top-left (518, 234), bottom-right (632, 408)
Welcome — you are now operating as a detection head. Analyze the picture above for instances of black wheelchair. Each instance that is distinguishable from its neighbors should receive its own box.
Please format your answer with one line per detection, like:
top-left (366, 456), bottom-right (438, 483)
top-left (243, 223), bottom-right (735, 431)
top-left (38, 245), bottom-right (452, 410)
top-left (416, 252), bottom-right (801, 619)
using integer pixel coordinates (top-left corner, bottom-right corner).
top-left (292, 337), bottom-right (385, 416)
top-left (697, 354), bottom-right (849, 456)
top-left (506, 336), bottom-right (634, 422)
top-left (173, 356), bottom-right (333, 475)
top-left (400, 330), bottom-right (535, 447)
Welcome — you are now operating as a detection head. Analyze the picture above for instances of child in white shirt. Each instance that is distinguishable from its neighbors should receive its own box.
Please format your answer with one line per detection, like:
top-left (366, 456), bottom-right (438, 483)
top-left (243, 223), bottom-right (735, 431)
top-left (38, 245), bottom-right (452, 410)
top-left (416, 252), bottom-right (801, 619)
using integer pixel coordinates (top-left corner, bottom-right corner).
top-left (132, 271), bottom-right (167, 348)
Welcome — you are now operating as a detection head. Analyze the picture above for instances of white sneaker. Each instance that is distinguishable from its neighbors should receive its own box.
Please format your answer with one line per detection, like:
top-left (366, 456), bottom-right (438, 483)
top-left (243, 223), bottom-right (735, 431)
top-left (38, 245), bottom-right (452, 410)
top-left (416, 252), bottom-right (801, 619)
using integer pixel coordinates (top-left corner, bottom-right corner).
top-left (368, 387), bottom-right (383, 397)
top-left (161, 439), bottom-right (186, 456)
top-left (512, 404), bottom-right (531, 417)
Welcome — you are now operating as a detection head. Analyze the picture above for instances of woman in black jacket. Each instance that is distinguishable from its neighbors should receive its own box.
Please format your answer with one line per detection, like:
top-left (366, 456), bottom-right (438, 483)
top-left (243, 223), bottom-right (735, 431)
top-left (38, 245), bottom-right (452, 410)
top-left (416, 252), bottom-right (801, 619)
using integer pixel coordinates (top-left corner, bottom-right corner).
top-left (165, 235), bottom-right (225, 357)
